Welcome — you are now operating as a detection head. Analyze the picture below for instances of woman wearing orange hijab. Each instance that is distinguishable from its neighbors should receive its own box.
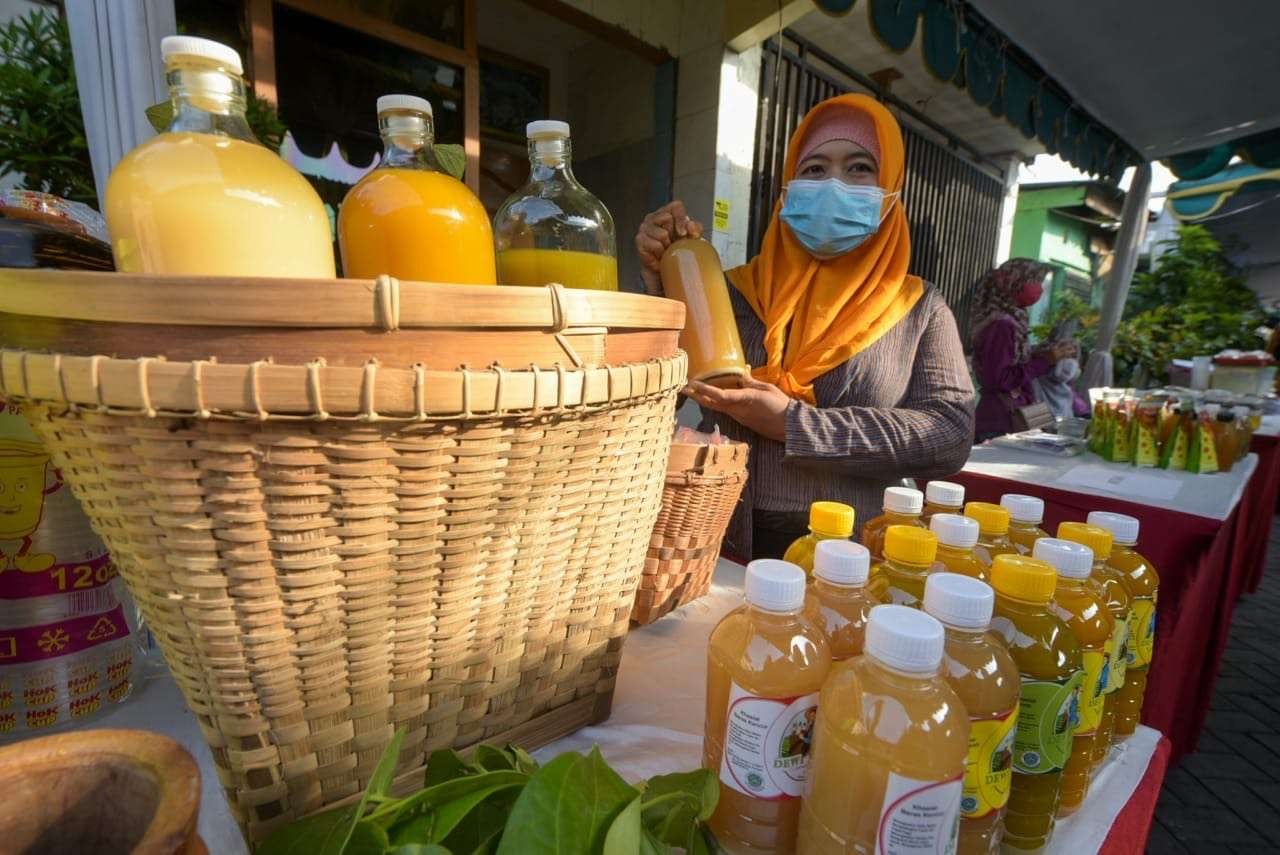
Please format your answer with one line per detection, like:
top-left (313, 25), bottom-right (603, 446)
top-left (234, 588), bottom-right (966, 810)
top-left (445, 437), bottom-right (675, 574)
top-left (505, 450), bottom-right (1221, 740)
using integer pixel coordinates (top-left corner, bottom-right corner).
top-left (638, 94), bottom-right (975, 560)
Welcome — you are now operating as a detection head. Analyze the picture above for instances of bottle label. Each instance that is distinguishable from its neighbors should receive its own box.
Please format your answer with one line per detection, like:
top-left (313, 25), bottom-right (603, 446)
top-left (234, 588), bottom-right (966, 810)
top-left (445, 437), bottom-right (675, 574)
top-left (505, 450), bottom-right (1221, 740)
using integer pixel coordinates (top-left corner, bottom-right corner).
top-left (1013, 673), bottom-right (1083, 774)
top-left (875, 771), bottom-right (962, 855)
top-left (1103, 618), bottom-right (1129, 694)
top-left (719, 683), bottom-right (818, 800)
top-left (961, 707), bottom-right (1016, 819)
top-left (1126, 595), bottom-right (1157, 668)
top-left (1076, 650), bottom-right (1107, 734)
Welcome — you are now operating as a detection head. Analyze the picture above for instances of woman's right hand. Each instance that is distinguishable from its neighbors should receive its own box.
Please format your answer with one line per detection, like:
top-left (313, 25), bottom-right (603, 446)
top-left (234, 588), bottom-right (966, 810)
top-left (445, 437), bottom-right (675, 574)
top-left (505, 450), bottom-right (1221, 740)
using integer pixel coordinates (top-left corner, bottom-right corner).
top-left (636, 200), bottom-right (705, 295)
top-left (1045, 340), bottom-right (1078, 364)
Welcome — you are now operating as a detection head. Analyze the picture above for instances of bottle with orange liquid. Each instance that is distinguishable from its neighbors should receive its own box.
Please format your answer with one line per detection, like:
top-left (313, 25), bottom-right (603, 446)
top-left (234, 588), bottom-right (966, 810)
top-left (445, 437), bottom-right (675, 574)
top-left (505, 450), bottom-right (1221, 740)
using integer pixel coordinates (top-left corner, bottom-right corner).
top-left (966, 502), bottom-right (1017, 566)
top-left (923, 573), bottom-right (1020, 855)
top-left (797, 605), bottom-right (968, 855)
top-left (861, 487), bottom-right (926, 562)
top-left (494, 121), bottom-right (618, 291)
top-left (868, 525), bottom-right (939, 608)
top-left (783, 502), bottom-right (855, 577)
top-left (923, 480), bottom-right (966, 522)
top-left (105, 37), bottom-right (333, 277)
top-left (931, 513), bottom-right (989, 582)
top-left (1087, 512), bottom-right (1159, 742)
top-left (659, 237), bottom-right (747, 387)
top-left (338, 95), bottom-right (495, 284)
top-left (1033, 538), bottom-right (1113, 818)
top-left (705, 560), bottom-right (831, 854)
top-left (803, 540), bottom-right (877, 660)
top-left (1001, 495), bottom-right (1048, 556)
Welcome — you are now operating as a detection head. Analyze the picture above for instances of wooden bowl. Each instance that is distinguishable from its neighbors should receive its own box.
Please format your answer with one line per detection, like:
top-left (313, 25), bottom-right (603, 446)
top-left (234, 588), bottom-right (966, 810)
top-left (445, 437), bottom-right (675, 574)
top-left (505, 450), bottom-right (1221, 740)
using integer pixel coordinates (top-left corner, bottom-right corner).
top-left (0, 729), bottom-right (203, 854)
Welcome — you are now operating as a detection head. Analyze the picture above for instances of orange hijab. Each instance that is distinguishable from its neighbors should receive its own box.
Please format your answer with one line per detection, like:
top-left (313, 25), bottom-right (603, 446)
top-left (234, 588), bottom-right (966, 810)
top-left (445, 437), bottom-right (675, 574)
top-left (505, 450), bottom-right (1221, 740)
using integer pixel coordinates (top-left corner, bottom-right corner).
top-left (727, 93), bottom-right (923, 404)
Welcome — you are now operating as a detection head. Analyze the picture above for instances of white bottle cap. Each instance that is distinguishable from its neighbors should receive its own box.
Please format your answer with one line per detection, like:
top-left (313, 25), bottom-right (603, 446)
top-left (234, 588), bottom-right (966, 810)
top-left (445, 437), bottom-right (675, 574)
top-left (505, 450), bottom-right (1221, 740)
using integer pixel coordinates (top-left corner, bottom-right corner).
top-left (744, 559), bottom-right (806, 612)
top-left (527, 120), bottom-right (571, 140)
top-left (161, 36), bottom-right (243, 75)
top-left (813, 540), bottom-right (870, 586)
top-left (1033, 537), bottom-right (1093, 580)
top-left (1086, 511), bottom-right (1140, 546)
top-left (377, 94), bottom-right (433, 117)
top-left (883, 486), bottom-right (924, 515)
top-left (865, 605), bottom-right (944, 674)
top-left (929, 513), bottom-right (979, 549)
top-left (923, 573), bottom-right (994, 630)
top-left (1001, 493), bottom-right (1045, 525)
top-left (925, 481), bottom-right (965, 508)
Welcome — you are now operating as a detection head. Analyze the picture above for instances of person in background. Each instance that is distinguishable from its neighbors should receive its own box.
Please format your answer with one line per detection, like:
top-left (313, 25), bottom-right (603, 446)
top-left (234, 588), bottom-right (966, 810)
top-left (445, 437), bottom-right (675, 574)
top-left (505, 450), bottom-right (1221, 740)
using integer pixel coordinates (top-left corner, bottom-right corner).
top-left (635, 93), bottom-right (975, 560)
top-left (970, 259), bottom-right (1078, 440)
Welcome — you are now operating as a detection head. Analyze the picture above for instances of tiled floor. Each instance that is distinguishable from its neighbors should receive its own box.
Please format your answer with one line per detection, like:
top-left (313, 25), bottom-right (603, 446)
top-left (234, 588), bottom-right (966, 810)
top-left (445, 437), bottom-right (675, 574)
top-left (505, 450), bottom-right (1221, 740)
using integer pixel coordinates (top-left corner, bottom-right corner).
top-left (1148, 515), bottom-right (1280, 853)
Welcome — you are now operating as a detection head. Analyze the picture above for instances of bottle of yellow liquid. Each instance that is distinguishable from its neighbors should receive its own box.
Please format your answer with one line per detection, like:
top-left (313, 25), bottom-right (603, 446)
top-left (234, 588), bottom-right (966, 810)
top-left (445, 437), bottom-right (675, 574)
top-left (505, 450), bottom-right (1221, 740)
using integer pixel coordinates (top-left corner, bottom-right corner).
top-left (988, 555), bottom-right (1084, 853)
top-left (966, 502), bottom-right (1017, 566)
top-left (797, 605), bottom-right (968, 855)
top-left (783, 501), bottom-right (855, 576)
top-left (931, 513), bottom-right (989, 582)
top-left (923, 480), bottom-right (966, 523)
top-left (1033, 538), bottom-right (1113, 818)
top-left (494, 120), bottom-right (618, 291)
top-left (338, 95), bottom-right (495, 284)
top-left (1058, 521), bottom-right (1132, 773)
top-left (861, 487), bottom-right (925, 562)
top-left (1001, 495), bottom-right (1048, 556)
top-left (923, 573), bottom-right (1020, 855)
top-left (1086, 512), bottom-right (1159, 742)
top-left (106, 36), bottom-right (334, 277)
top-left (659, 237), bottom-right (747, 388)
top-left (705, 560), bottom-right (831, 854)
top-left (868, 525), bottom-right (938, 608)
top-left (803, 540), bottom-right (876, 661)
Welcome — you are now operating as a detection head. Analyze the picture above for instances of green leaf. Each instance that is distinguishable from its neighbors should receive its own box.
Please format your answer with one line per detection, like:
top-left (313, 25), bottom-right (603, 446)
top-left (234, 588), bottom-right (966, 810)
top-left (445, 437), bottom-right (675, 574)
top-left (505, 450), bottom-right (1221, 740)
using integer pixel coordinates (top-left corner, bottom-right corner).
top-left (472, 744), bottom-right (516, 772)
top-left (388, 846), bottom-right (453, 855)
top-left (425, 749), bottom-right (471, 787)
top-left (257, 805), bottom-right (360, 855)
top-left (428, 776), bottom-right (526, 842)
top-left (602, 796), bottom-right (643, 855)
top-left (432, 144), bottom-right (466, 180)
top-left (391, 813), bottom-right (435, 846)
top-left (642, 770), bottom-right (718, 822)
top-left (371, 771), bottom-right (528, 830)
top-left (345, 820), bottom-right (391, 855)
top-left (509, 745), bottom-right (540, 775)
top-left (367, 730), bottom-right (407, 799)
top-left (441, 796), bottom-right (512, 855)
top-left (145, 100), bottom-right (173, 134)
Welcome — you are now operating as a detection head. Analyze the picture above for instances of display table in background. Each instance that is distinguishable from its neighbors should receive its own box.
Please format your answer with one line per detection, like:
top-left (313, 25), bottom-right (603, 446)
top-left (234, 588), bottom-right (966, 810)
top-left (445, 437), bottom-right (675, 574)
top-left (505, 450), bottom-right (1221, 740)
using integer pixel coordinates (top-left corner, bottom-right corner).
top-left (1245, 416), bottom-right (1280, 591)
top-left (955, 445), bottom-right (1259, 762)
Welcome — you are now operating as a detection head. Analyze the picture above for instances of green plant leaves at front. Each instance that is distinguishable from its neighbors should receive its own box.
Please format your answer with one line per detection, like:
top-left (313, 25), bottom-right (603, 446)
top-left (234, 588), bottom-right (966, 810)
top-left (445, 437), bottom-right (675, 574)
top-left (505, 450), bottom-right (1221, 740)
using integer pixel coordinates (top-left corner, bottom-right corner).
top-left (432, 144), bottom-right (466, 180)
top-left (145, 101), bottom-right (173, 134)
top-left (258, 805), bottom-right (361, 855)
top-left (602, 795), bottom-right (642, 855)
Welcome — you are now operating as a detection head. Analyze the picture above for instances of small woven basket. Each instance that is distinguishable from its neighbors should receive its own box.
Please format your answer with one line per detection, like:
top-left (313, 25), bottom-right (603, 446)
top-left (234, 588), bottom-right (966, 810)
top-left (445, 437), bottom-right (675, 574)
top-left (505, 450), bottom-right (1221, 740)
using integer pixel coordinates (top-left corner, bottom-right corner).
top-left (632, 440), bottom-right (748, 625)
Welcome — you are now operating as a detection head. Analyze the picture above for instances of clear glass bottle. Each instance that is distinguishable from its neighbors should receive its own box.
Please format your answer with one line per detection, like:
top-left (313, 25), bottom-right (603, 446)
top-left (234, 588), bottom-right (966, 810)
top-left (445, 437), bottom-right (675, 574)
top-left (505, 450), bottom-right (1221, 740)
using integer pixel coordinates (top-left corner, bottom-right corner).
top-left (493, 120), bottom-right (618, 291)
top-left (803, 540), bottom-right (877, 660)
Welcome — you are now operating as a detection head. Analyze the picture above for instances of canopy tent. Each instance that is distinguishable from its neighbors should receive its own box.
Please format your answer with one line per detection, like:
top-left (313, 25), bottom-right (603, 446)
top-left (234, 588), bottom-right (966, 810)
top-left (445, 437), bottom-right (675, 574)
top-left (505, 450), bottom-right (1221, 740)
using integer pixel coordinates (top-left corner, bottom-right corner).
top-left (1167, 163), bottom-right (1280, 222)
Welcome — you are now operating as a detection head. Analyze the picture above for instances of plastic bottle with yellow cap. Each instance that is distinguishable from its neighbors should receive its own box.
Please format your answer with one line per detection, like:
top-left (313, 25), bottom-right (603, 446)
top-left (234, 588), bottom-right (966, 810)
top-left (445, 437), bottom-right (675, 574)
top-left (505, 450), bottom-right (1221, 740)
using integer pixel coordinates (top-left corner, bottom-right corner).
top-left (965, 502), bottom-right (1018, 566)
top-left (784, 501), bottom-right (855, 577)
top-left (989, 555), bottom-right (1084, 854)
top-left (867, 525), bottom-right (939, 608)
top-left (1058, 521), bottom-right (1132, 774)
top-left (861, 487), bottom-right (926, 563)
top-left (803, 540), bottom-right (878, 660)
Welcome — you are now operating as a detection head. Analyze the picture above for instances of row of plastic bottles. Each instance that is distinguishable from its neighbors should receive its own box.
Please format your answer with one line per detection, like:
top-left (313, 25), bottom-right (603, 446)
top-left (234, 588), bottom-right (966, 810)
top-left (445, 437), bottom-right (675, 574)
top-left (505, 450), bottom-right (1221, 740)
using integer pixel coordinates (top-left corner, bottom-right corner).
top-left (704, 481), bottom-right (1160, 854)
top-left (104, 36), bottom-right (618, 291)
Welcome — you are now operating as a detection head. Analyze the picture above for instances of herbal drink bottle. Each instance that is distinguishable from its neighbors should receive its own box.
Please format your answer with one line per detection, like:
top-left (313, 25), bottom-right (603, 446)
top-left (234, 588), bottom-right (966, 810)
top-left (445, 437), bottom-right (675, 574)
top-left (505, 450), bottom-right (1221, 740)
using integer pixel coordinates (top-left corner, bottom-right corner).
top-left (1001, 495), bottom-right (1048, 556)
top-left (1033, 538), bottom-right (1113, 818)
top-left (923, 480), bottom-right (966, 523)
top-left (965, 502), bottom-right (1017, 566)
top-left (861, 487), bottom-right (926, 563)
top-left (989, 555), bottom-right (1083, 853)
top-left (868, 525), bottom-right (939, 608)
top-left (924, 573), bottom-right (1020, 855)
top-left (797, 605), bottom-right (968, 855)
top-left (931, 513), bottom-right (989, 582)
top-left (803, 540), bottom-right (877, 660)
top-left (1058, 522), bottom-right (1131, 772)
top-left (705, 560), bottom-right (832, 854)
top-left (784, 502), bottom-right (855, 577)
top-left (1087, 512), bottom-right (1159, 740)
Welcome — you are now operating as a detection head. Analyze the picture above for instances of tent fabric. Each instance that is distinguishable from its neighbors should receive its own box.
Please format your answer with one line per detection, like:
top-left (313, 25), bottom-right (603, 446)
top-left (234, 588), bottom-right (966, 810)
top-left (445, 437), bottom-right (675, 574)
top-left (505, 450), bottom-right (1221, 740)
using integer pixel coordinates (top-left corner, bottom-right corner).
top-left (1167, 164), bottom-right (1280, 222)
top-left (1168, 130), bottom-right (1280, 180)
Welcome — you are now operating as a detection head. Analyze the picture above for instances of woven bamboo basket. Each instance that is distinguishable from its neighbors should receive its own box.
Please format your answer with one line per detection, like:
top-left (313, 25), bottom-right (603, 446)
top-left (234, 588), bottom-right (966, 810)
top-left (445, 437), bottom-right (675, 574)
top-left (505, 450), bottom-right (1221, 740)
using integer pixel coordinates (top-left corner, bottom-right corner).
top-left (0, 269), bottom-right (686, 842)
top-left (632, 440), bottom-right (748, 625)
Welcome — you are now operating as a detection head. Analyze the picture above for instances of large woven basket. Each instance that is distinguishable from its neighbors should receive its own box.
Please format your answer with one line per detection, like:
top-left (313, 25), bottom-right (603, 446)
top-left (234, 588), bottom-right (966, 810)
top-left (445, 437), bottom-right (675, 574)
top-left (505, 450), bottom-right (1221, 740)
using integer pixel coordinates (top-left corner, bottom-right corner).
top-left (0, 269), bottom-right (685, 841)
top-left (632, 440), bottom-right (748, 625)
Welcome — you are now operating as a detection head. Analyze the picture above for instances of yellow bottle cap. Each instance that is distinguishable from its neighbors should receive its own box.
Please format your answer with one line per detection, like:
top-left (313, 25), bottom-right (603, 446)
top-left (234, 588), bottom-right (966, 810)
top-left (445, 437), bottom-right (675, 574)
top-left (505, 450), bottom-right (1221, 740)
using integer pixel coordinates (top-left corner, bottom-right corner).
top-left (1057, 521), bottom-right (1114, 561)
top-left (884, 525), bottom-right (938, 565)
top-left (810, 501), bottom-right (855, 537)
top-left (991, 555), bottom-right (1058, 603)
top-left (965, 501), bottom-right (1010, 536)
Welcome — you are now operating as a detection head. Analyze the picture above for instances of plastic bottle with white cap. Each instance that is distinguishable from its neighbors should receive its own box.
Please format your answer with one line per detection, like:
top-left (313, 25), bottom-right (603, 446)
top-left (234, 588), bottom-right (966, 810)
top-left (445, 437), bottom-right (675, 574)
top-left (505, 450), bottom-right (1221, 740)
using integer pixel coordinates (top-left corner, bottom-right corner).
top-left (923, 480), bottom-right (966, 522)
top-left (704, 560), bottom-right (831, 853)
top-left (802, 540), bottom-right (877, 660)
top-left (1002, 493), bottom-right (1048, 555)
top-left (861, 486), bottom-right (926, 562)
top-left (923, 573), bottom-right (1020, 855)
top-left (930, 512), bottom-right (989, 582)
top-left (798, 605), bottom-right (968, 855)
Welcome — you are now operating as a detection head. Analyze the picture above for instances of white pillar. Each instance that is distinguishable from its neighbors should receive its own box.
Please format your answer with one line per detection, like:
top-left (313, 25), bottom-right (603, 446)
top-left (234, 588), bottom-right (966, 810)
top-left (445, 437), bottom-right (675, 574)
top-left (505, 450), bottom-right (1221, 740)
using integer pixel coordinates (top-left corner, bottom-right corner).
top-left (66, 0), bottom-right (175, 210)
top-left (993, 154), bottom-right (1022, 265)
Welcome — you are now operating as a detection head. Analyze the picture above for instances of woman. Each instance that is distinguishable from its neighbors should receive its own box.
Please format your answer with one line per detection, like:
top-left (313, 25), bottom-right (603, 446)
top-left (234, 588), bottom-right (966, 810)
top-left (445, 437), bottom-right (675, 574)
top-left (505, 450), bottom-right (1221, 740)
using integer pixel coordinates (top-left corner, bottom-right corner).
top-left (636, 93), bottom-right (974, 560)
top-left (970, 259), bottom-right (1078, 440)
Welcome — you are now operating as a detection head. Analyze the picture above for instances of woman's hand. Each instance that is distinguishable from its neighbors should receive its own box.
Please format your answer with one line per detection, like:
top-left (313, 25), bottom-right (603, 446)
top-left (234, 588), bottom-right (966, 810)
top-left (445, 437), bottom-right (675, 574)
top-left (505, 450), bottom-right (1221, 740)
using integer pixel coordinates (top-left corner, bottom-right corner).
top-left (686, 376), bottom-right (790, 442)
top-left (636, 200), bottom-right (705, 295)
top-left (1044, 341), bottom-right (1078, 364)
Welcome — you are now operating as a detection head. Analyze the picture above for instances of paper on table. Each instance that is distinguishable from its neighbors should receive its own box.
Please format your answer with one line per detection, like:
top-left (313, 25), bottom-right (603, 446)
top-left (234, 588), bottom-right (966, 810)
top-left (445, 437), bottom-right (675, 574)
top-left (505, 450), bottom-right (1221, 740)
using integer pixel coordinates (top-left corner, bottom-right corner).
top-left (1052, 464), bottom-right (1182, 502)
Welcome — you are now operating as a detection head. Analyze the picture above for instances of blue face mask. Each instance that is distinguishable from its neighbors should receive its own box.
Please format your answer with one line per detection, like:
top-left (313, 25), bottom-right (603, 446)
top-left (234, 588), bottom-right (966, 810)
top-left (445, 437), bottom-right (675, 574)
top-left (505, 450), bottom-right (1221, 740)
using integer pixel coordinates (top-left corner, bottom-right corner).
top-left (779, 179), bottom-right (895, 258)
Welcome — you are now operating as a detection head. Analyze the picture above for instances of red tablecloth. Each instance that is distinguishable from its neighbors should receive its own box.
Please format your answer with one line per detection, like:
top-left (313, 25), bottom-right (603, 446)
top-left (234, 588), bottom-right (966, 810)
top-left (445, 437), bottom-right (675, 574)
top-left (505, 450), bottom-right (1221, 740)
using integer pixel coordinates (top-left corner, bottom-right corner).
top-left (1099, 737), bottom-right (1172, 855)
top-left (1244, 432), bottom-right (1280, 592)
